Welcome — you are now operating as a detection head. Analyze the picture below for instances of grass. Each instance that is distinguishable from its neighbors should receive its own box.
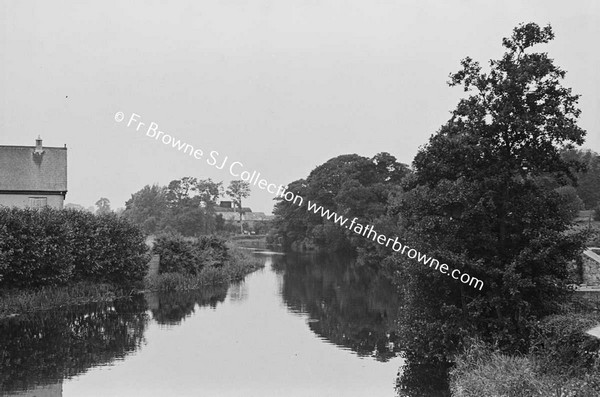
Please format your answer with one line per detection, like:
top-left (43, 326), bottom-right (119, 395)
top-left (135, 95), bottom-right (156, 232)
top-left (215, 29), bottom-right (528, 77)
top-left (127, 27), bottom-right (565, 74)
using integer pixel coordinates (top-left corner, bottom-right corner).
top-left (449, 340), bottom-right (600, 397)
top-left (0, 282), bottom-right (131, 319)
top-left (144, 243), bottom-right (264, 291)
top-left (450, 297), bottom-right (600, 397)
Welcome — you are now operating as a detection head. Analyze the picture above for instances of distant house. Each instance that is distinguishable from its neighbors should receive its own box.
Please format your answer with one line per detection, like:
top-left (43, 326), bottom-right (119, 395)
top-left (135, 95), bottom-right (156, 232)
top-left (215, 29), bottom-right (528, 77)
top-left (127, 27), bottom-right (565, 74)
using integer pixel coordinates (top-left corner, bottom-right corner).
top-left (0, 137), bottom-right (68, 209)
top-left (215, 200), bottom-right (252, 221)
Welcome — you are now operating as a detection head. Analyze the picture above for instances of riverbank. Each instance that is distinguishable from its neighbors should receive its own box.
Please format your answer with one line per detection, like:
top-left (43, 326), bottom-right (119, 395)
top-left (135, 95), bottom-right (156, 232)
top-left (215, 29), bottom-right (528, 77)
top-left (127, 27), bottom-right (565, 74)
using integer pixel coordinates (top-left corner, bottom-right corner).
top-left (449, 294), bottom-right (600, 396)
top-left (0, 242), bottom-right (264, 319)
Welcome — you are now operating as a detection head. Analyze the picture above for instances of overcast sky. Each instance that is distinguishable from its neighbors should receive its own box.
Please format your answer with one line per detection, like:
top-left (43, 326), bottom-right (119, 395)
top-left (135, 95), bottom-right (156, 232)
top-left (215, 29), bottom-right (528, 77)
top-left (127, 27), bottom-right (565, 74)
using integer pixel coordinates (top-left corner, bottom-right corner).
top-left (1, 0), bottom-right (598, 213)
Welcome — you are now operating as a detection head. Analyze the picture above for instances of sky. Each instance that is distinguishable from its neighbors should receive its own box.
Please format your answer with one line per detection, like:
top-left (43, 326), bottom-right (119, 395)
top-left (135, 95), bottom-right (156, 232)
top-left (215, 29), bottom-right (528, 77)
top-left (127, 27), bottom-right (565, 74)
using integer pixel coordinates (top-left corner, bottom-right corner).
top-left (1, 0), bottom-right (599, 213)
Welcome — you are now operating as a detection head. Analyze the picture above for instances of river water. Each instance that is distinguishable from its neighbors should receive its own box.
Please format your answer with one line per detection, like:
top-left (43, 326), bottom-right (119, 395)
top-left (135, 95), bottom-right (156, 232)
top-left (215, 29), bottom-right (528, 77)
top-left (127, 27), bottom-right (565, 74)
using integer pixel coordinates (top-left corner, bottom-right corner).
top-left (0, 249), bottom-right (404, 396)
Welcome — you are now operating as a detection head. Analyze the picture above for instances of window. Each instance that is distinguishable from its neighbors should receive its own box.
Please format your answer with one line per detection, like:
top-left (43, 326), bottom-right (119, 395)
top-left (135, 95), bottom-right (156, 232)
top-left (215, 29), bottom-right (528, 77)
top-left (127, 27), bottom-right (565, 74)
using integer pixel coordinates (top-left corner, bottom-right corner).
top-left (29, 197), bottom-right (48, 209)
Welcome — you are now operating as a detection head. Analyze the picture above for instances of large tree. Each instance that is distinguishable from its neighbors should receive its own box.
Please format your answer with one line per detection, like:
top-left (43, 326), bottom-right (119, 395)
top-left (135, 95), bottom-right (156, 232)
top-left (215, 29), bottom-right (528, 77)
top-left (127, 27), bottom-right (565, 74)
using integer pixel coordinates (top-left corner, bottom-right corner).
top-left (393, 23), bottom-right (588, 367)
top-left (272, 153), bottom-right (409, 252)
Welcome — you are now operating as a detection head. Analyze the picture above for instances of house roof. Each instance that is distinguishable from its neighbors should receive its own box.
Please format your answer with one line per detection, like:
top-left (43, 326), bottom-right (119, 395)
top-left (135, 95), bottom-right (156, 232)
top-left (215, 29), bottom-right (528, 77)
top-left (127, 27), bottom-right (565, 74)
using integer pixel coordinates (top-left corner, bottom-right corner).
top-left (214, 206), bottom-right (252, 213)
top-left (0, 145), bottom-right (67, 192)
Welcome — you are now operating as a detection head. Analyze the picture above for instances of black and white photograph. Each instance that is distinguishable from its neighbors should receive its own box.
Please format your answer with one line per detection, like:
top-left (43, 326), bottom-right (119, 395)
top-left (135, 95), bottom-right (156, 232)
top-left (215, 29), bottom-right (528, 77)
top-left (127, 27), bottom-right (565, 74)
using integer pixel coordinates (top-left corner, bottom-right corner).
top-left (1, 1), bottom-right (599, 396)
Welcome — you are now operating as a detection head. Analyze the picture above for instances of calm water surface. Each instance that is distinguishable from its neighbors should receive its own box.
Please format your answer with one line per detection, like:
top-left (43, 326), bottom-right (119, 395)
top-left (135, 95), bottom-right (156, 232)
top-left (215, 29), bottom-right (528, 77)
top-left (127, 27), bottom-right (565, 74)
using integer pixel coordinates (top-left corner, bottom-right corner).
top-left (0, 250), bottom-right (403, 396)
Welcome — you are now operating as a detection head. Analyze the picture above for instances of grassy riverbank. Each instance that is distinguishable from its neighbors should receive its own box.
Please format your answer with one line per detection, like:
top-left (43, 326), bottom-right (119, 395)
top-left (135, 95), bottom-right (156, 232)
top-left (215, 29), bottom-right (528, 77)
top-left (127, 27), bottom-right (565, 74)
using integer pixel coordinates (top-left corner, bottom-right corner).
top-left (0, 283), bottom-right (131, 318)
top-left (0, 237), bottom-right (264, 318)
top-left (450, 296), bottom-right (600, 396)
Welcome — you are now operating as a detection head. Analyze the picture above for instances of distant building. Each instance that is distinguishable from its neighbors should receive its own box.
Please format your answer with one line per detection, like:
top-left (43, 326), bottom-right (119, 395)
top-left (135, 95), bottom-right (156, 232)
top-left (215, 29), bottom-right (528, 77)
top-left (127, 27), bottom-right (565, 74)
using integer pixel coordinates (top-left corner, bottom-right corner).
top-left (0, 137), bottom-right (68, 209)
top-left (215, 201), bottom-right (252, 221)
top-left (213, 201), bottom-right (274, 226)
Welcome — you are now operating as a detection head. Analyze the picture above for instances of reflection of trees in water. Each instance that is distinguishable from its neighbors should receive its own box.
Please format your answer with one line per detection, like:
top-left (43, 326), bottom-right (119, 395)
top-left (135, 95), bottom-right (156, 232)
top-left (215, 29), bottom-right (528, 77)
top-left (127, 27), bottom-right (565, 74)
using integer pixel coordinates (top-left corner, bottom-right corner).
top-left (0, 295), bottom-right (148, 394)
top-left (148, 285), bottom-right (228, 326)
top-left (274, 253), bottom-right (401, 361)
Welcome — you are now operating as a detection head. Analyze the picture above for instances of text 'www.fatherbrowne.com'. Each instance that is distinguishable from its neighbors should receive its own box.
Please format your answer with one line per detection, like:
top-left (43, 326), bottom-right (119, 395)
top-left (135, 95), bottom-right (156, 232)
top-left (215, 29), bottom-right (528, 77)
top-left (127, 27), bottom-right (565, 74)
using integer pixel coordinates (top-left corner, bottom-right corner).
top-left (114, 110), bottom-right (484, 291)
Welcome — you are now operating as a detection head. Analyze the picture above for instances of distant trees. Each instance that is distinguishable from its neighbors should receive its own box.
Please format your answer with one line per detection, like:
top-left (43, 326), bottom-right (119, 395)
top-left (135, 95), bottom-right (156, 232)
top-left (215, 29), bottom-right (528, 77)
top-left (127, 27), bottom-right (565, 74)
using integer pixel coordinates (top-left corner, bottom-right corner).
top-left (561, 148), bottom-right (600, 209)
top-left (95, 197), bottom-right (112, 215)
top-left (123, 178), bottom-right (223, 236)
top-left (226, 180), bottom-right (251, 233)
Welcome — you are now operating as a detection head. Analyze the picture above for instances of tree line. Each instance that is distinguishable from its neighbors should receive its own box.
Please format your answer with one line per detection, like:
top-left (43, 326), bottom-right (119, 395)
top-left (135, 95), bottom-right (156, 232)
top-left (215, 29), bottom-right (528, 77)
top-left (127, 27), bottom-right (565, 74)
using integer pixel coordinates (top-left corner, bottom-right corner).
top-left (122, 178), bottom-right (251, 236)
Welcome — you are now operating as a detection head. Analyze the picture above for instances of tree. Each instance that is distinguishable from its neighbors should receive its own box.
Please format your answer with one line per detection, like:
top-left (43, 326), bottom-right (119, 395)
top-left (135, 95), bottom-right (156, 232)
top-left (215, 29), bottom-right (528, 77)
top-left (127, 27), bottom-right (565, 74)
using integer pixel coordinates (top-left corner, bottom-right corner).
top-left (561, 148), bottom-right (600, 209)
top-left (226, 180), bottom-right (251, 233)
top-left (272, 153), bottom-right (409, 251)
top-left (95, 197), bottom-right (112, 215)
top-left (194, 179), bottom-right (223, 233)
top-left (123, 185), bottom-right (168, 234)
top-left (166, 177), bottom-right (197, 207)
top-left (393, 22), bottom-right (588, 367)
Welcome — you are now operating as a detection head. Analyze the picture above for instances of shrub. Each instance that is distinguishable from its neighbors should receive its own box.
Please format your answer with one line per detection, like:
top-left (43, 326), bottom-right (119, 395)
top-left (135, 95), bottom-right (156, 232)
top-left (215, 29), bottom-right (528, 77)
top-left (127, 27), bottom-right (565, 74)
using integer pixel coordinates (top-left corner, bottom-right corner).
top-left (0, 207), bottom-right (149, 288)
top-left (530, 312), bottom-right (600, 375)
top-left (145, 243), bottom-right (264, 291)
top-left (152, 233), bottom-right (230, 275)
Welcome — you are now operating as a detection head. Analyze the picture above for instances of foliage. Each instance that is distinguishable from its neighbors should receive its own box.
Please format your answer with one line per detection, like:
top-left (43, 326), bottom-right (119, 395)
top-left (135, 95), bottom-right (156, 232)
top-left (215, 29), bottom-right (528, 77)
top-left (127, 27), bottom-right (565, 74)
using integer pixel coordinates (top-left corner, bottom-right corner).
top-left (562, 148), bottom-right (600, 209)
top-left (226, 180), bottom-right (251, 233)
top-left (390, 23), bottom-right (588, 365)
top-left (145, 242), bottom-right (263, 291)
top-left (123, 178), bottom-right (223, 236)
top-left (449, 339), bottom-right (600, 397)
top-left (122, 184), bottom-right (168, 234)
top-left (530, 312), bottom-right (600, 375)
top-left (555, 186), bottom-right (585, 221)
top-left (152, 233), bottom-right (230, 275)
top-left (0, 207), bottom-right (149, 288)
top-left (95, 197), bottom-right (112, 215)
top-left (271, 152), bottom-right (409, 252)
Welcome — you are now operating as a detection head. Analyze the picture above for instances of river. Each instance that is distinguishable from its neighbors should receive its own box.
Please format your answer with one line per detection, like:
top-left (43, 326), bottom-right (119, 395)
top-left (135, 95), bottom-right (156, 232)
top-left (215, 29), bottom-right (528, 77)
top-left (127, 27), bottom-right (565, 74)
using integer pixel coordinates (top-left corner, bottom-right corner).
top-left (0, 249), bottom-right (404, 397)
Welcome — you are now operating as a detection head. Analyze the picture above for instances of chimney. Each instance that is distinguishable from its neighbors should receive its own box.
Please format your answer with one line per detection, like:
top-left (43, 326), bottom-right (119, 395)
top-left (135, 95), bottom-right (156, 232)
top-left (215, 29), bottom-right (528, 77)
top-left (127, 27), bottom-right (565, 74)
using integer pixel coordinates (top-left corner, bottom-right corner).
top-left (34, 136), bottom-right (44, 154)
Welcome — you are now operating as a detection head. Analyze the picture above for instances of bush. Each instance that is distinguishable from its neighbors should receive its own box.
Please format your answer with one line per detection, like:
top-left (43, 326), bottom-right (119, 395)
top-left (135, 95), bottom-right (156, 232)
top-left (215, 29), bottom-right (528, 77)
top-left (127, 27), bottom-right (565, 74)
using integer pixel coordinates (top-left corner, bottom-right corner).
top-left (0, 207), bottom-right (149, 288)
top-left (145, 242), bottom-right (264, 291)
top-left (152, 233), bottom-right (230, 275)
top-left (530, 312), bottom-right (600, 375)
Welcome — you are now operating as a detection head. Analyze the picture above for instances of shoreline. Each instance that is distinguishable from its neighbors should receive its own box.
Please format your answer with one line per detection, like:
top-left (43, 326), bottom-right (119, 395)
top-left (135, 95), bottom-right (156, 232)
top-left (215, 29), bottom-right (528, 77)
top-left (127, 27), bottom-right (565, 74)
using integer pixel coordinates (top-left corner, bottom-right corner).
top-left (0, 248), bottom-right (264, 320)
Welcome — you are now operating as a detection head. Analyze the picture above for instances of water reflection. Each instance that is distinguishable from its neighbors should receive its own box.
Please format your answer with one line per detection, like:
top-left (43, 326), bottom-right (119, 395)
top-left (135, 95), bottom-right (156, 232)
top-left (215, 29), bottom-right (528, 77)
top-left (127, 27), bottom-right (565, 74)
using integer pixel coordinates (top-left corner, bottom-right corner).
top-left (0, 295), bottom-right (148, 395)
top-left (1, 251), bottom-right (404, 396)
top-left (146, 286), bottom-right (228, 326)
top-left (273, 253), bottom-right (402, 361)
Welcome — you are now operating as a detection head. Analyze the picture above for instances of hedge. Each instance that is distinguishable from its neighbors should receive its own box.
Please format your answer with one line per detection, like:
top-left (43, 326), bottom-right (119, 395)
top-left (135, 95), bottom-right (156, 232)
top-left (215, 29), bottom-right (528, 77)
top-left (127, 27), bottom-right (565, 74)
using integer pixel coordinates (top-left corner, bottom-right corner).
top-left (0, 207), bottom-right (150, 288)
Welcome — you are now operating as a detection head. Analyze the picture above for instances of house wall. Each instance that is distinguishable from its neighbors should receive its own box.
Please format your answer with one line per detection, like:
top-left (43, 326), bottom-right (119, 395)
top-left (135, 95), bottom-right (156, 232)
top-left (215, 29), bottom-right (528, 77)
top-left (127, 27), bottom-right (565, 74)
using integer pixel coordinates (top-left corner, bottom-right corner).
top-left (582, 249), bottom-right (600, 286)
top-left (0, 193), bottom-right (64, 209)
